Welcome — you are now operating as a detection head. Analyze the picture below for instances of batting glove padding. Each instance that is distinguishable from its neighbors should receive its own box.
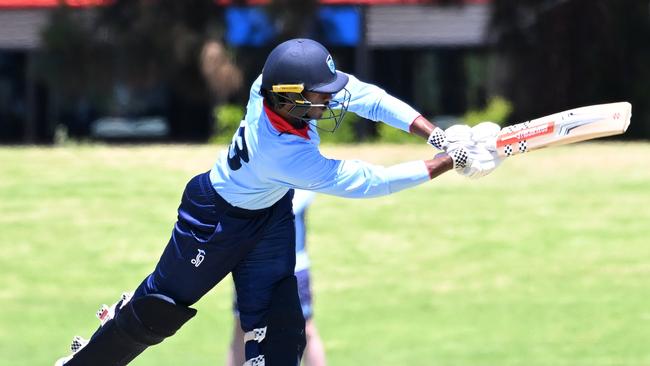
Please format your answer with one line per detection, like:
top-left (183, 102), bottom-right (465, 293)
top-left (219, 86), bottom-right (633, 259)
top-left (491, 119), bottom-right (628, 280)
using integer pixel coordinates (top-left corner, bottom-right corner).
top-left (445, 122), bottom-right (503, 179)
top-left (446, 145), bottom-right (471, 170)
top-left (428, 124), bottom-right (477, 152)
top-left (458, 144), bottom-right (501, 179)
top-left (471, 121), bottom-right (501, 151)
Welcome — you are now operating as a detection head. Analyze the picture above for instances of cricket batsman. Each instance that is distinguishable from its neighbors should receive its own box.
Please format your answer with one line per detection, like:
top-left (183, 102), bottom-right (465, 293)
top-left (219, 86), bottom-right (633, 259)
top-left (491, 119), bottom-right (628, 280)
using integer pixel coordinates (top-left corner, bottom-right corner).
top-left (56, 38), bottom-right (501, 366)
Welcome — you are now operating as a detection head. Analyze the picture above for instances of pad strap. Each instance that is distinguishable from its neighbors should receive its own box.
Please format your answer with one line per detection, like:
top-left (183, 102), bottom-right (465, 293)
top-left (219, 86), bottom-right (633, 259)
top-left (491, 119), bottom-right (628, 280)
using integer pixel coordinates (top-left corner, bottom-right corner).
top-left (243, 355), bottom-right (265, 366)
top-left (244, 327), bottom-right (267, 343)
top-left (243, 327), bottom-right (267, 366)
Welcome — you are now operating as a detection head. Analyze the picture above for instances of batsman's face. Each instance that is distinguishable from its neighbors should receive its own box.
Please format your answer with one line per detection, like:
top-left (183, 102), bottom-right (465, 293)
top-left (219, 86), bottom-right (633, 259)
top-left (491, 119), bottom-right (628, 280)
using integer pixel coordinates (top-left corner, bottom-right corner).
top-left (303, 91), bottom-right (334, 119)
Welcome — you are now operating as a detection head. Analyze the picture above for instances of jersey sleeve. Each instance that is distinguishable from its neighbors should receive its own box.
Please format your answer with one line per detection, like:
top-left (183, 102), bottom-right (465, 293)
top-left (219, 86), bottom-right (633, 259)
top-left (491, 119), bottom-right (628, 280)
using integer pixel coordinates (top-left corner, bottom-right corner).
top-left (267, 144), bottom-right (430, 198)
top-left (337, 72), bottom-right (421, 132)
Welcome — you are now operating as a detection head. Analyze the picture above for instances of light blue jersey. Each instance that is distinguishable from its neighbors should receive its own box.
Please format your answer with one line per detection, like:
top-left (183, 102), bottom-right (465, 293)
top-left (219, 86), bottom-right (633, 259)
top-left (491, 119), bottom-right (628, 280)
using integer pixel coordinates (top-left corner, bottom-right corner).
top-left (210, 72), bottom-right (430, 210)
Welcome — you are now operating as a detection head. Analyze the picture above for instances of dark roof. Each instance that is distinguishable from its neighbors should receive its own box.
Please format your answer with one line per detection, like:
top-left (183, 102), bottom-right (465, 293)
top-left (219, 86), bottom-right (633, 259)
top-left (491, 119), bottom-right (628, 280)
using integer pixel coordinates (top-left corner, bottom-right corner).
top-left (367, 4), bottom-right (490, 47)
top-left (0, 2), bottom-right (491, 50)
top-left (215, 0), bottom-right (491, 5)
top-left (0, 9), bottom-right (48, 49)
top-left (0, 0), bottom-right (110, 8)
top-left (0, 0), bottom-right (490, 7)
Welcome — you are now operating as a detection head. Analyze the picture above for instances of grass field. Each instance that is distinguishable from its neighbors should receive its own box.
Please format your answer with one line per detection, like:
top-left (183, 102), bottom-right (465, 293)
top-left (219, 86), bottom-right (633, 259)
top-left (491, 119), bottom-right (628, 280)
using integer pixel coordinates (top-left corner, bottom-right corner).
top-left (1, 142), bottom-right (649, 366)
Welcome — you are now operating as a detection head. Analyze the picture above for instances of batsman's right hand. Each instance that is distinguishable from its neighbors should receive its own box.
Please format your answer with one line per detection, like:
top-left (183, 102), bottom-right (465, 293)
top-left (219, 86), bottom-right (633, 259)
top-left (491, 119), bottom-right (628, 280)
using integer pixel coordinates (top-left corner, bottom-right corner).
top-left (446, 138), bottom-right (501, 180)
top-left (458, 143), bottom-right (501, 179)
top-left (447, 143), bottom-right (500, 179)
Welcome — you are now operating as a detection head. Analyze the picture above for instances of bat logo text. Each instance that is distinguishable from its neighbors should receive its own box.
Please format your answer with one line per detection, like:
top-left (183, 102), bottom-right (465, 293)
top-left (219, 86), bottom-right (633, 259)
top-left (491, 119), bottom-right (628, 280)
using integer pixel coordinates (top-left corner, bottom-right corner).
top-left (497, 122), bottom-right (555, 147)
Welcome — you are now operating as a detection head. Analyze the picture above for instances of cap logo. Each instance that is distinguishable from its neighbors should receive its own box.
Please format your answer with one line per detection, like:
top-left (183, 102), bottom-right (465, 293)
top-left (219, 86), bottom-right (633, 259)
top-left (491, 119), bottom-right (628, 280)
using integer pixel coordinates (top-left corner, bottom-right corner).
top-left (326, 54), bottom-right (336, 75)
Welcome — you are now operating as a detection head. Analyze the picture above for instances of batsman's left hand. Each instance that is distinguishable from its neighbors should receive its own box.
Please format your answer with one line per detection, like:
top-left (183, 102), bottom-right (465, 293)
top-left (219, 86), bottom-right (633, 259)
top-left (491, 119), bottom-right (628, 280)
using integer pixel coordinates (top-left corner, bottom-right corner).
top-left (471, 121), bottom-right (501, 152)
top-left (426, 124), bottom-right (473, 151)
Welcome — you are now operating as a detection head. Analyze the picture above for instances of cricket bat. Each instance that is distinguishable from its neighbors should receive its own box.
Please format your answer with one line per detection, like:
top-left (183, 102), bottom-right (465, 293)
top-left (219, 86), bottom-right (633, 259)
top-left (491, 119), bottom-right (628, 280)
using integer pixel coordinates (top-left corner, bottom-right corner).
top-left (496, 102), bottom-right (632, 157)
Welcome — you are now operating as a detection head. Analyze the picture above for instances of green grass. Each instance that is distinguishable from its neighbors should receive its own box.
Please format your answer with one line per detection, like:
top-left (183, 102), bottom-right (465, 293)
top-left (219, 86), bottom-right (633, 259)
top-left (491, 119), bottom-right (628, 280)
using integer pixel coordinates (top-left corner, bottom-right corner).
top-left (1, 143), bottom-right (649, 366)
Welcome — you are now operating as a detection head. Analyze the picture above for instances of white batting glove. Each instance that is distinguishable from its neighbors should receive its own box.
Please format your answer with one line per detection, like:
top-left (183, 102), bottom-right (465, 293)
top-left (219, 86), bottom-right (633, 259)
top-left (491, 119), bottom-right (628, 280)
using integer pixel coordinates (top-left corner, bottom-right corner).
top-left (430, 122), bottom-right (502, 178)
top-left (443, 125), bottom-right (475, 170)
top-left (446, 127), bottom-right (502, 178)
top-left (445, 124), bottom-right (473, 149)
top-left (471, 121), bottom-right (501, 152)
top-left (458, 144), bottom-right (501, 179)
top-left (426, 124), bottom-right (473, 151)
top-left (446, 145), bottom-right (471, 170)
top-left (426, 127), bottom-right (447, 151)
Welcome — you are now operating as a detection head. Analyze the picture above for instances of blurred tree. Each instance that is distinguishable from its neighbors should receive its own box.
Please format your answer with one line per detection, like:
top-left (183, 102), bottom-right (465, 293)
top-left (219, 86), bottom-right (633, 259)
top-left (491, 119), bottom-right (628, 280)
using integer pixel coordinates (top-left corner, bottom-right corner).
top-left (38, 0), bottom-right (243, 141)
top-left (489, 0), bottom-right (650, 138)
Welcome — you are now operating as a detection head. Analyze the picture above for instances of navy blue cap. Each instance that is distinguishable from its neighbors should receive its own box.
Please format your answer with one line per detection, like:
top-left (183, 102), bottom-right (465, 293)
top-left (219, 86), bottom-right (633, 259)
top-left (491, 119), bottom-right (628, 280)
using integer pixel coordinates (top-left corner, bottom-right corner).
top-left (261, 39), bottom-right (349, 94)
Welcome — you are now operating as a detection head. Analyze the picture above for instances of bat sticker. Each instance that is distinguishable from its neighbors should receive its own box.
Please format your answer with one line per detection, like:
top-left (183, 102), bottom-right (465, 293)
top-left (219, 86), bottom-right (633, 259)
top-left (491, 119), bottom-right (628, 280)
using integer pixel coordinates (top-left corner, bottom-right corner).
top-left (557, 116), bottom-right (604, 136)
top-left (496, 122), bottom-right (555, 147)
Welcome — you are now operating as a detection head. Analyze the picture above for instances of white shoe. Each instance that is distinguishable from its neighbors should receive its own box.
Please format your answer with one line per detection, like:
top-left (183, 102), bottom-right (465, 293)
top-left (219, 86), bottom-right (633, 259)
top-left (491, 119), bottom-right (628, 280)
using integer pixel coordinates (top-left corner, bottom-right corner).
top-left (54, 335), bottom-right (88, 366)
top-left (54, 292), bottom-right (131, 366)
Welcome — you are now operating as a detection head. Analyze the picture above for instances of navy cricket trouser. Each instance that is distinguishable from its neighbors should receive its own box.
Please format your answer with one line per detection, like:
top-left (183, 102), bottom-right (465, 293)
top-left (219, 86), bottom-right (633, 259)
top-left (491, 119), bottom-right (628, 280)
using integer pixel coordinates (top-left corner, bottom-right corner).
top-left (132, 172), bottom-right (297, 336)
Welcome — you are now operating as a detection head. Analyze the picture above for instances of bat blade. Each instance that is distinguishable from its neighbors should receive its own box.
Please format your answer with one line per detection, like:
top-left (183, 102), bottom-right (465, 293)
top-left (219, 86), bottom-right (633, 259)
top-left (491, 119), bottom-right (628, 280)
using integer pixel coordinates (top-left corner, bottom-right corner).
top-left (496, 102), bottom-right (631, 157)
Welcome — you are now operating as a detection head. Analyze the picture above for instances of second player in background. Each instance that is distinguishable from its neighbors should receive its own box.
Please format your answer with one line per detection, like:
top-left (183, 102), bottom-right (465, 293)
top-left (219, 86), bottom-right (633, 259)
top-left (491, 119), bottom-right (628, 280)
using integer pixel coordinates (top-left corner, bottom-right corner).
top-left (226, 189), bottom-right (326, 366)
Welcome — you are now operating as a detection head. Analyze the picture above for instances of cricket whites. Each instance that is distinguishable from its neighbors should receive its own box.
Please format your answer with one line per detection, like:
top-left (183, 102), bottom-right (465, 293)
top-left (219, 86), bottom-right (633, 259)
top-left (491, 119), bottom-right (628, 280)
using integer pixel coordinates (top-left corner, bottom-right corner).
top-left (495, 102), bottom-right (632, 157)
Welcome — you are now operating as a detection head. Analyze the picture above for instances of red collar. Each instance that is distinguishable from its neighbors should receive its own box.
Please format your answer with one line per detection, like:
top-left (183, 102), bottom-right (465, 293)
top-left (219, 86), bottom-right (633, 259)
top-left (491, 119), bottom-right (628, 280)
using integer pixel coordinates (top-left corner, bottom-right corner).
top-left (264, 102), bottom-right (311, 140)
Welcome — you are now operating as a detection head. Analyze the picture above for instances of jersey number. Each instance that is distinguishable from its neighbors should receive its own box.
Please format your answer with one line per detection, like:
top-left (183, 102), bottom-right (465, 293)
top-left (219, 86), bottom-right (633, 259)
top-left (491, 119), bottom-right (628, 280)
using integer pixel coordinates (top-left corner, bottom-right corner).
top-left (227, 125), bottom-right (249, 171)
